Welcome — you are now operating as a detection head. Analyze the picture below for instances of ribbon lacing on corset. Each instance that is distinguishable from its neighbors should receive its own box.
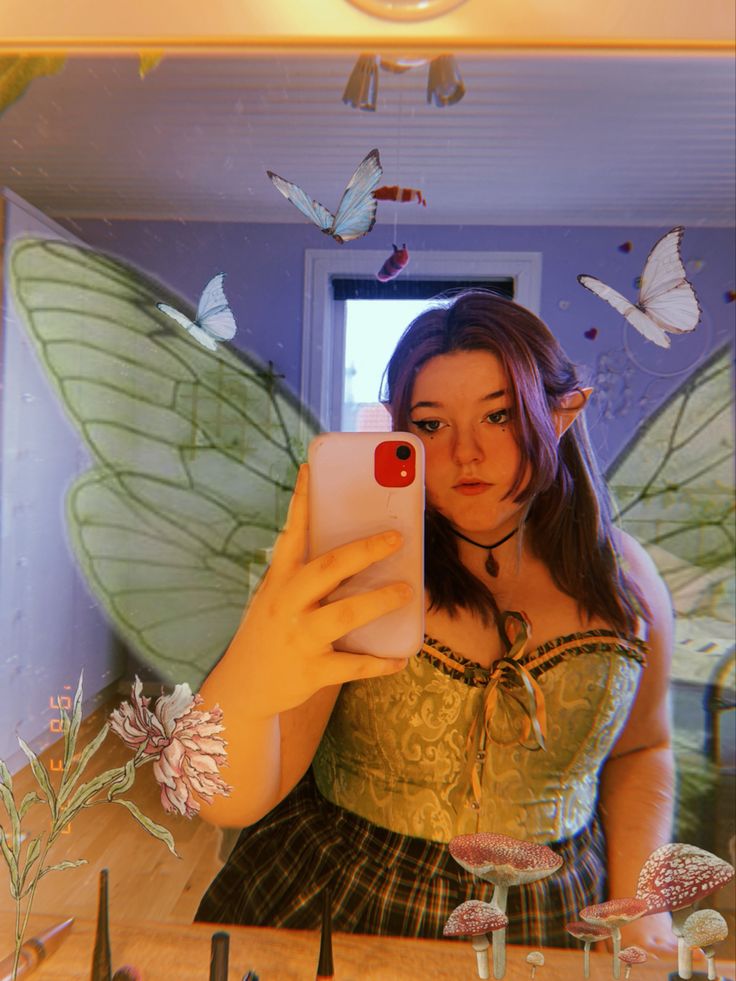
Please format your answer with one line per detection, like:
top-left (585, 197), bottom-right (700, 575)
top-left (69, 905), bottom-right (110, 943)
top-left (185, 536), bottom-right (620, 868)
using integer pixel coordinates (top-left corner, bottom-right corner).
top-left (422, 617), bottom-right (648, 818)
top-left (433, 610), bottom-right (547, 816)
top-left (468, 611), bottom-right (546, 810)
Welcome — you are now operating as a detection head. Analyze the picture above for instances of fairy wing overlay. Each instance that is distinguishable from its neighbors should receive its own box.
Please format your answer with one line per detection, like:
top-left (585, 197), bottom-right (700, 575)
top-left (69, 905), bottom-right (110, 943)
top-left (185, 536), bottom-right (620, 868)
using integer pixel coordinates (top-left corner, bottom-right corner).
top-left (606, 344), bottom-right (734, 630)
top-left (607, 344), bottom-right (735, 844)
top-left (10, 238), bottom-right (319, 688)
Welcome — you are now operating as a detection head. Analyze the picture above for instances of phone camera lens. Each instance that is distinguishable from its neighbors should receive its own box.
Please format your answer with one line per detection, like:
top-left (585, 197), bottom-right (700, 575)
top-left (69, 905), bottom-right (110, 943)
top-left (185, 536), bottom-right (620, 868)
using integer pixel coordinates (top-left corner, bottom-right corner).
top-left (395, 444), bottom-right (411, 460)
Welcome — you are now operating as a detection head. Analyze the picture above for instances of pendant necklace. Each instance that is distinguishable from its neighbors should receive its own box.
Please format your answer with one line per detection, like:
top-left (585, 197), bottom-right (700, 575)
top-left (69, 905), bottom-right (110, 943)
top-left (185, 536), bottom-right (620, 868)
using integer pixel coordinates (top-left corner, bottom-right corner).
top-left (451, 526), bottom-right (519, 577)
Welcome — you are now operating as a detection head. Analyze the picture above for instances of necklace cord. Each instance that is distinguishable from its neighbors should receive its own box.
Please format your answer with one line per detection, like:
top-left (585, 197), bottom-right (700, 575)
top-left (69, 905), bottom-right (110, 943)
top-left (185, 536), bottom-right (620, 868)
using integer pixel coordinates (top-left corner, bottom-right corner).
top-left (451, 526), bottom-right (519, 551)
top-left (450, 525), bottom-right (519, 577)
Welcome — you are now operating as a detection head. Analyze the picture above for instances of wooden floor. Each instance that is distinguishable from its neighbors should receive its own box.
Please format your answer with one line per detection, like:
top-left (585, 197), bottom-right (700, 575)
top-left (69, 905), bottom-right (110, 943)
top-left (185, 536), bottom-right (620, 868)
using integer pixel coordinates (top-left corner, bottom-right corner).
top-left (0, 698), bottom-right (227, 924)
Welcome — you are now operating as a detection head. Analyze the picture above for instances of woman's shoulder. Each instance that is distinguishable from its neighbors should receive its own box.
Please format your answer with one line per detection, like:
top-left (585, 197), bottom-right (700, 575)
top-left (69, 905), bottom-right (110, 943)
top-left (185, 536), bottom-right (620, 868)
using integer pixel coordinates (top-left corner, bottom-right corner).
top-left (611, 528), bottom-right (673, 644)
top-left (611, 528), bottom-right (664, 590)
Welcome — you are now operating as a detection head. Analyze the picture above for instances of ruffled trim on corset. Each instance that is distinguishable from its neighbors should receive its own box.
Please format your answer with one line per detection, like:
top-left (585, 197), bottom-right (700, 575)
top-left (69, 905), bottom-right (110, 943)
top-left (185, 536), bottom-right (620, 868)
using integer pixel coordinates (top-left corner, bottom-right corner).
top-left (421, 628), bottom-right (648, 689)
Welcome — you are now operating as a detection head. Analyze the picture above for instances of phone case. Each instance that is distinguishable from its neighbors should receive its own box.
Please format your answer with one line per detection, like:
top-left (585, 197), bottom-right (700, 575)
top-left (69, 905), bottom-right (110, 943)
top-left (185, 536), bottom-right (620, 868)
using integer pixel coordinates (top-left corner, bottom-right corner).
top-left (308, 431), bottom-right (425, 659)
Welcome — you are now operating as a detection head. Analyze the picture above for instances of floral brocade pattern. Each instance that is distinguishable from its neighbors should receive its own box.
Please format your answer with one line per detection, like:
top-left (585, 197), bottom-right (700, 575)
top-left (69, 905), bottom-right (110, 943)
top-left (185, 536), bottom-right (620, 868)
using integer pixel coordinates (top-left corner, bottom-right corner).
top-left (312, 629), bottom-right (646, 844)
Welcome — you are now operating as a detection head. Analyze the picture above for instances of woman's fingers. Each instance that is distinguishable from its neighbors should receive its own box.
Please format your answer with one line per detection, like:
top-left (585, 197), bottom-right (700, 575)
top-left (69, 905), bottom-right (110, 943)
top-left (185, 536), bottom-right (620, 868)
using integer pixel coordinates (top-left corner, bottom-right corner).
top-left (294, 530), bottom-right (405, 608)
top-left (268, 463), bottom-right (309, 575)
top-left (307, 581), bottom-right (413, 648)
top-left (319, 650), bottom-right (410, 687)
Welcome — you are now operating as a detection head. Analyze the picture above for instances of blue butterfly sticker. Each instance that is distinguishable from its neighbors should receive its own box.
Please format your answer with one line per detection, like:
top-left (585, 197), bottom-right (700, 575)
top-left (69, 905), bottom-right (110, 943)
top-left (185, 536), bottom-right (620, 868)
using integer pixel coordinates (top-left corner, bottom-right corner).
top-left (156, 273), bottom-right (237, 351)
top-left (267, 148), bottom-right (383, 244)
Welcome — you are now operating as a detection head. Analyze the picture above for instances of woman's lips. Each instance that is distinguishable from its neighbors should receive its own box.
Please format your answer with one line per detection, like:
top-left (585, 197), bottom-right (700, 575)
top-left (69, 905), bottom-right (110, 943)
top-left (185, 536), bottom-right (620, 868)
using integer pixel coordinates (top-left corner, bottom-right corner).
top-left (453, 482), bottom-right (491, 496)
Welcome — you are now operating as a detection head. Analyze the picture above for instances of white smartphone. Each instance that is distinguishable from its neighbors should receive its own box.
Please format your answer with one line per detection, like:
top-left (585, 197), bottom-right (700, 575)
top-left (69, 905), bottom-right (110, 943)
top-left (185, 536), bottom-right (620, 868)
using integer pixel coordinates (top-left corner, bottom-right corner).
top-left (307, 431), bottom-right (425, 659)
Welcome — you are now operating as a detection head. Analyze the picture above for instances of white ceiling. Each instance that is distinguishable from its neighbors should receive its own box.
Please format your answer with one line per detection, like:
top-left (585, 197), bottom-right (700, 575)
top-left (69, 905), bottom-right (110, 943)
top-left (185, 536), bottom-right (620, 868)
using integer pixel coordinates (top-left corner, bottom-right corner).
top-left (1, 52), bottom-right (734, 226)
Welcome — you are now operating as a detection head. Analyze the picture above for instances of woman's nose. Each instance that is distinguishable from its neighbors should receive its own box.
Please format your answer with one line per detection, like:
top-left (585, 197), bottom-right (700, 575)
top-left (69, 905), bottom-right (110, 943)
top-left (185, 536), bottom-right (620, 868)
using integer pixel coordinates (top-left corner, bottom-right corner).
top-left (452, 426), bottom-right (484, 464)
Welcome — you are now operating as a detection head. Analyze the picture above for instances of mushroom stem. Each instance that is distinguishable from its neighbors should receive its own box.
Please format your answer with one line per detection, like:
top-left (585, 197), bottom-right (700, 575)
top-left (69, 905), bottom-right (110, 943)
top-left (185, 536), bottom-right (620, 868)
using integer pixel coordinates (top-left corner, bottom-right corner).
top-left (611, 926), bottom-right (622, 980)
top-left (702, 946), bottom-right (717, 981)
top-left (582, 941), bottom-right (592, 979)
top-left (671, 908), bottom-right (694, 979)
top-left (490, 885), bottom-right (509, 980)
top-left (624, 967), bottom-right (632, 980)
top-left (471, 934), bottom-right (491, 980)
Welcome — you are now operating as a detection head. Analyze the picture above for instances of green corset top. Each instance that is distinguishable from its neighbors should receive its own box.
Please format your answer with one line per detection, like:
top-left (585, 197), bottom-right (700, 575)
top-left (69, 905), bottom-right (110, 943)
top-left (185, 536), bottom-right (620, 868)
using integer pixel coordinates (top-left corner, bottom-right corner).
top-left (312, 627), bottom-right (647, 844)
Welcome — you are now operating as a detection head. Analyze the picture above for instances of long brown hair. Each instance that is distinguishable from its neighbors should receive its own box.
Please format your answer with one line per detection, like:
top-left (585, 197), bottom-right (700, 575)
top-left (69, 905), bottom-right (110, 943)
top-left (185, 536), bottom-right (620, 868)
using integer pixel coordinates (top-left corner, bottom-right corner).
top-left (382, 290), bottom-right (646, 633)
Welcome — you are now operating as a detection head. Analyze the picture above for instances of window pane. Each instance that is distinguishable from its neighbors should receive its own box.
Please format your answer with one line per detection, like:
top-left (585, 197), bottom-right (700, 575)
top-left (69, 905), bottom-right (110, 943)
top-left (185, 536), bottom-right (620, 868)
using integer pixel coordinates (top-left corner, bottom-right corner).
top-left (342, 298), bottom-right (432, 431)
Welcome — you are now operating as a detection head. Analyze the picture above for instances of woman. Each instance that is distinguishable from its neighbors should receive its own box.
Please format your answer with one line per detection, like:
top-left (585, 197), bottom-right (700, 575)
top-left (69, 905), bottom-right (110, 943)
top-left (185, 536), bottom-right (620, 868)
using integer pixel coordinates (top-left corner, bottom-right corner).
top-left (195, 291), bottom-right (675, 952)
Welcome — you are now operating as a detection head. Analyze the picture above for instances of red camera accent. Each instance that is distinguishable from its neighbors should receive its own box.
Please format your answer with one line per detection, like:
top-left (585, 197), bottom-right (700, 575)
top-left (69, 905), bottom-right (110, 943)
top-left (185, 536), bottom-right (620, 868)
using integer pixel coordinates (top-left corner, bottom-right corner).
top-left (374, 440), bottom-right (415, 488)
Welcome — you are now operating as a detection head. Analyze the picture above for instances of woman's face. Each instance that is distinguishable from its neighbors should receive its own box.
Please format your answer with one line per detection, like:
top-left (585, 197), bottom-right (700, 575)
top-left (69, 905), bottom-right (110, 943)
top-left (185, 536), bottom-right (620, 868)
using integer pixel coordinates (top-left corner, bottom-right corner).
top-left (407, 350), bottom-right (529, 540)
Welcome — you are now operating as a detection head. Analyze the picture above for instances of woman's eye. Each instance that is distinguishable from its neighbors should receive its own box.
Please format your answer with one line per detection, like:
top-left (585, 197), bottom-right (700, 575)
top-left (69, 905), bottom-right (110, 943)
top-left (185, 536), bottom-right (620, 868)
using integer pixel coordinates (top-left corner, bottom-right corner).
top-left (411, 418), bottom-right (443, 433)
top-left (486, 409), bottom-right (511, 425)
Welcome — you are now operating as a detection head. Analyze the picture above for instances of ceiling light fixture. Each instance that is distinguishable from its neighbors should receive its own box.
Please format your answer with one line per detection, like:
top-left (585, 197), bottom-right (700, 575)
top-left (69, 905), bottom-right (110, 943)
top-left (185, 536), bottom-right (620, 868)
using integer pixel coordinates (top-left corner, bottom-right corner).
top-left (345, 0), bottom-right (469, 22)
top-left (426, 54), bottom-right (465, 106)
top-left (343, 52), bottom-right (465, 110)
top-left (342, 53), bottom-right (379, 111)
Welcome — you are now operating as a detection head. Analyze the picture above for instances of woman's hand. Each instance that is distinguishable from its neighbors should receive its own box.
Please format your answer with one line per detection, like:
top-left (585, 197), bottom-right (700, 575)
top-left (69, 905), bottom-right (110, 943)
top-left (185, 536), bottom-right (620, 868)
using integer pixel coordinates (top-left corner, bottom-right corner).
top-left (230, 463), bottom-right (412, 719)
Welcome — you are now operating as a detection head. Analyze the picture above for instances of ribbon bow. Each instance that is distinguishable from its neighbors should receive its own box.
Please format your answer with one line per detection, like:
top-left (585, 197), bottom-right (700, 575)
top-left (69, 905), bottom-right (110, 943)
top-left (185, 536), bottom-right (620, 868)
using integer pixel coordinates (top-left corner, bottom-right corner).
top-left (481, 611), bottom-right (547, 751)
top-left (452, 611), bottom-right (548, 817)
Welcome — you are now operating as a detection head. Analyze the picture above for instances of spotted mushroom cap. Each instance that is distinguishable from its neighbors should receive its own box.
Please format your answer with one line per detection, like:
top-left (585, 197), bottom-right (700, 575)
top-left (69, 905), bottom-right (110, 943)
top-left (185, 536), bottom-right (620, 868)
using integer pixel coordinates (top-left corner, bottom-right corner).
top-left (442, 900), bottom-right (509, 937)
top-left (636, 843), bottom-right (735, 914)
top-left (618, 946), bottom-right (648, 966)
top-left (579, 898), bottom-right (648, 927)
top-left (681, 909), bottom-right (729, 949)
top-left (112, 969), bottom-right (143, 981)
top-left (526, 951), bottom-right (545, 966)
top-left (565, 920), bottom-right (611, 942)
top-left (449, 832), bottom-right (564, 887)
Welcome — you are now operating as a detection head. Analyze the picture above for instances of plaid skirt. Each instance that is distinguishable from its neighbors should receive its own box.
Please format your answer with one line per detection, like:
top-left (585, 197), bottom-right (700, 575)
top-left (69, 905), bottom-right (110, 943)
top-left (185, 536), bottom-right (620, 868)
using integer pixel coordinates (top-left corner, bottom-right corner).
top-left (195, 770), bottom-right (606, 948)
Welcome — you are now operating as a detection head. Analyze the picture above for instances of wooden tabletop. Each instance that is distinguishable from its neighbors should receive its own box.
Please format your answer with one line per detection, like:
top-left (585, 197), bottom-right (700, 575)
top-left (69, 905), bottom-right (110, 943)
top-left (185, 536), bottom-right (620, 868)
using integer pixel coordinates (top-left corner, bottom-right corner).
top-left (1, 914), bottom-right (734, 980)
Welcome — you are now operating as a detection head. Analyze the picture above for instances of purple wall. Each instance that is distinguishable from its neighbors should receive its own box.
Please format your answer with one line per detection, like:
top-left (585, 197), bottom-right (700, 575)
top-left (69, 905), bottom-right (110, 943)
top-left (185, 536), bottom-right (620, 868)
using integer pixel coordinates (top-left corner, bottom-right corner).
top-left (63, 218), bottom-right (735, 468)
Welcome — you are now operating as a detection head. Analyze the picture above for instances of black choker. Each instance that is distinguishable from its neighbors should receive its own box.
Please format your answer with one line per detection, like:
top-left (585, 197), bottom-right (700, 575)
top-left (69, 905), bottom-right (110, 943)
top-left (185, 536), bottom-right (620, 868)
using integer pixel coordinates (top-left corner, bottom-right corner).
top-left (451, 526), bottom-right (519, 577)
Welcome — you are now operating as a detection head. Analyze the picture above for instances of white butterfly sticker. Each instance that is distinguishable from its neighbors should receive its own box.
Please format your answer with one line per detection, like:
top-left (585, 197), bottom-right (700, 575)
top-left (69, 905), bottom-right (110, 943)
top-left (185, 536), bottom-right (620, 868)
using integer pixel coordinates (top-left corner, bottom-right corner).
top-left (267, 148), bottom-right (383, 244)
top-left (577, 227), bottom-right (701, 348)
top-left (156, 273), bottom-right (236, 351)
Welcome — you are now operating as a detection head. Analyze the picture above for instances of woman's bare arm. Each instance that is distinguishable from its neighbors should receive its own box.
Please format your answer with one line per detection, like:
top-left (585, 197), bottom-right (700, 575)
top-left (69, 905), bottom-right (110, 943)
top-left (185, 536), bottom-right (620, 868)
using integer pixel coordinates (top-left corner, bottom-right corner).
top-left (599, 531), bottom-right (677, 954)
top-left (196, 465), bottom-right (411, 827)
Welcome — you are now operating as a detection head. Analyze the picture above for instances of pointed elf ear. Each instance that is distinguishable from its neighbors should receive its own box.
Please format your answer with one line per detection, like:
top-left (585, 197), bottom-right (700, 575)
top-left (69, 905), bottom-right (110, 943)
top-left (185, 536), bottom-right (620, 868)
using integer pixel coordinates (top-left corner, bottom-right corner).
top-left (553, 387), bottom-right (593, 439)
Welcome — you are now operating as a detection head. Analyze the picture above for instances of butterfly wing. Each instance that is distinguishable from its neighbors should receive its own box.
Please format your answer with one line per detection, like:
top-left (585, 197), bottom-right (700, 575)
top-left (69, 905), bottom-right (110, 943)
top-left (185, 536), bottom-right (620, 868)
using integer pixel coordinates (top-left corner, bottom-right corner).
top-left (638, 227), bottom-right (701, 336)
top-left (156, 301), bottom-right (196, 334)
top-left (267, 170), bottom-right (335, 233)
top-left (331, 148), bottom-right (383, 243)
top-left (577, 274), bottom-right (670, 348)
top-left (188, 324), bottom-right (219, 351)
top-left (158, 301), bottom-right (219, 351)
top-left (10, 237), bottom-right (320, 687)
top-left (196, 272), bottom-right (237, 342)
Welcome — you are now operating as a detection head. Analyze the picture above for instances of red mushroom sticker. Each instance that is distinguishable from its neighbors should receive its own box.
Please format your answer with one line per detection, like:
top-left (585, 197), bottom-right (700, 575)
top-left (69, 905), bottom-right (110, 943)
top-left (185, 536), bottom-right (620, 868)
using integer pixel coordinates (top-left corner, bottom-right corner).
top-left (617, 945), bottom-right (648, 980)
top-left (578, 898), bottom-right (648, 980)
top-left (635, 842), bottom-right (735, 979)
top-left (449, 832), bottom-right (563, 980)
top-left (443, 900), bottom-right (508, 980)
top-left (565, 921), bottom-right (611, 979)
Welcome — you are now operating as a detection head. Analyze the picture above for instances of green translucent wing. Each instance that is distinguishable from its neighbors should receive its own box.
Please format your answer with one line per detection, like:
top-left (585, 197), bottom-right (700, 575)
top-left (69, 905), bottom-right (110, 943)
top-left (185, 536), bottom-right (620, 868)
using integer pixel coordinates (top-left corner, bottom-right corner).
top-left (66, 469), bottom-right (264, 685)
top-left (606, 345), bottom-right (734, 625)
top-left (10, 237), bottom-right (319, 687)
top-left (606, 346), bottom-right (734, 847)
